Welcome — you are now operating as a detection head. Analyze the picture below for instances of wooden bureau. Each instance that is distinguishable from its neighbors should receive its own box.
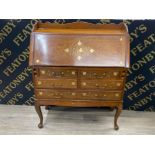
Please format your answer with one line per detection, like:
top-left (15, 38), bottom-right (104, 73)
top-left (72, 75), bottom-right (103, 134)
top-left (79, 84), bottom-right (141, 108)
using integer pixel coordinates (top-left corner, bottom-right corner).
top-left (29, 22), bottom-right (130, 130)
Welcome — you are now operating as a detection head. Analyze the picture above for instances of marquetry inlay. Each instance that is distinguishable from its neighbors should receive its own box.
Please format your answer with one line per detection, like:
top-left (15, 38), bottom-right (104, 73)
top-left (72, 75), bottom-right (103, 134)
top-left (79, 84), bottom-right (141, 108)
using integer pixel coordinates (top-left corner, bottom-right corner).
top-left (79, 48), bottom-right (83, 52)
top-left (38, 81), bottom-right (42, 85)
top-left (77, 56), bottom-right (82, 61)
top-left (36, 59), bottom-right (40, 63)
top-left (71, 82), bottom-right (76, 85)
top-left (95, 84), bottom-right (99, 87)
top-left (64, 48), bottom-right (69, 53)
top-left (39, 92), bottom-right (43, 95)
top-left (72, 93), bottom-right (76, 96)
top-left (72, 71), bottom-right (75, 75)
top-left (113, 72), bottom-right (118, 76)
top-left (115, 93), bottom-right (119, 97)
top-left (82, 72), bottom-right (87, 75)
top-left (82, 93), bottom-right (87, 96)
top-left (64, 40), bottom-right (95, 61)
top-left (120, 61), bottom-right (123, 65)
top-left (104, 83), bottom-right (107, 86)
top-left (82, 82), bottom-right (86, 86)
top-left (41, 70), bottom-right (45, 74)
top-left (77, 41), bottom-right (82, 46)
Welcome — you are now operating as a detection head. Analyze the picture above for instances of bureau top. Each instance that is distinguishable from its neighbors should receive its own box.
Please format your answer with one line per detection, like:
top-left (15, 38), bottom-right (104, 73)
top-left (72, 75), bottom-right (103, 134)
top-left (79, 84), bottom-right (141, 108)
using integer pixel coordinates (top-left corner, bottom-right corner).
top-left (29, 22), bottom-right (130, 68)
top-left (32, 22), bottom-right (128, 34)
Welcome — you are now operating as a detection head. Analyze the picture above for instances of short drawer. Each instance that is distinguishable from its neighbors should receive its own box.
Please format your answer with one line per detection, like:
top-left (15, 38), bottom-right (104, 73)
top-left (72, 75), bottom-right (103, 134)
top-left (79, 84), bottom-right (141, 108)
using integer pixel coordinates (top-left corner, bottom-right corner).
top-left (80, 70), bottom-right (126, 79)
top-left (38, 68), bottom-right (77, 78)
top-left (35, 79), bottom-right (77, 89)
top-left (35, 89), bottom-right (122, 101)
top-left (80, 80), bottom-right (123, 90)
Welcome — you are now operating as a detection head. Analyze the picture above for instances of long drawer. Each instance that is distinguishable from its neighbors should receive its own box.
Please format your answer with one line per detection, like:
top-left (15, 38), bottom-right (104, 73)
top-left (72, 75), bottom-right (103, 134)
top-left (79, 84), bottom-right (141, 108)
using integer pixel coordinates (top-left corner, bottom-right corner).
top-left (35, 89), bottom-right (122, 100)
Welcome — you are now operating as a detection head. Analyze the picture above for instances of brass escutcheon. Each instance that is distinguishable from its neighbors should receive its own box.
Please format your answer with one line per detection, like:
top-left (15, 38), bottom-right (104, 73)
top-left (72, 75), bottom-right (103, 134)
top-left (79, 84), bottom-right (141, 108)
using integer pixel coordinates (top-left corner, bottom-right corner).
top-left (38, 81), bottom-right (42, 85)
top-left (82, 72), bottom-right (87, 75)
top-left (115, 93), bottom-right (119, 97)
top-left (72, 82), bottom-right (76, 85)
top-left (113, 72), bottom-right (118, 76)
top-left (39, 92), bottom-right (43, 95)
top-left (41, 70), bottom-right (45, 74)
top-left (36, 59), bottom-right (40, 63)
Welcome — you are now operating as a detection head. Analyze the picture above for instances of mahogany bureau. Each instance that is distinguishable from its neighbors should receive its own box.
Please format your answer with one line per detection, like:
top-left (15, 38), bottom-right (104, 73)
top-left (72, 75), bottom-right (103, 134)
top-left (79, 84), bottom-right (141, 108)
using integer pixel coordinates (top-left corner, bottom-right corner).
top-left (29, 22), bottom-right (130, 130)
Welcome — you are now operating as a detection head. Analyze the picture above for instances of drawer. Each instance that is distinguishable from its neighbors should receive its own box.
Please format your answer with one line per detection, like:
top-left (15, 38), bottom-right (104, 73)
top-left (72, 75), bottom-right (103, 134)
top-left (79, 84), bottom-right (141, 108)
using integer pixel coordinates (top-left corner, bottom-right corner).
top-left (36, 89), bottom-right (122, 101)
top-left (80, 80), bottom-right (123, 90)
top-left (38, 68), bottom-right (77, 78)
top-left (35, 79), bottom-right (77, 89)
top-left (80, 70), bottom-right (126, 79)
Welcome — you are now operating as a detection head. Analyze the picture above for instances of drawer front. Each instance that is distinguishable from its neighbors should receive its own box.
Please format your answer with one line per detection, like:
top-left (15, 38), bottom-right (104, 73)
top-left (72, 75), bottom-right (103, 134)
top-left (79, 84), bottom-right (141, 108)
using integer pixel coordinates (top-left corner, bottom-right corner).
top-left (38, 68), bottom-right (77, 78)
top-left (80, 80), bottom-right (123, 90)
top-left (80, 70), bottom-right (125, 79)
top-left (36, 89), bottom-right (122, 100)
top-left (35, 79), bottom-right (77, 89)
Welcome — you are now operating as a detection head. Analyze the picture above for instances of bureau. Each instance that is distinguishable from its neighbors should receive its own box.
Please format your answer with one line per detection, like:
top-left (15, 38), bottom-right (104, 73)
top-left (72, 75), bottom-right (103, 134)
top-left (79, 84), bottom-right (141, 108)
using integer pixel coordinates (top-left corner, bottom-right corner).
top-left (29, 22), bottom-right (130, 130)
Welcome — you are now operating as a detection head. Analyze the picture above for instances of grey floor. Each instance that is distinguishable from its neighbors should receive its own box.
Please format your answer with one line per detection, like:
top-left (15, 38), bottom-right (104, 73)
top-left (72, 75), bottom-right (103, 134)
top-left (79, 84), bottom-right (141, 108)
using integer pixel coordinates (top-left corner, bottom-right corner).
top-left (0, 104), bottom-right (155, 135)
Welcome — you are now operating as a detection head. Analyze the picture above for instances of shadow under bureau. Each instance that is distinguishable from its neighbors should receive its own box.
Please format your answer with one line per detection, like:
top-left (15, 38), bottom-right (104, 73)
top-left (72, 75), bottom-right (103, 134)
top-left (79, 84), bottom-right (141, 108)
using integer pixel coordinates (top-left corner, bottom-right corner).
top-left (29, 22), bottom-right (130, 130)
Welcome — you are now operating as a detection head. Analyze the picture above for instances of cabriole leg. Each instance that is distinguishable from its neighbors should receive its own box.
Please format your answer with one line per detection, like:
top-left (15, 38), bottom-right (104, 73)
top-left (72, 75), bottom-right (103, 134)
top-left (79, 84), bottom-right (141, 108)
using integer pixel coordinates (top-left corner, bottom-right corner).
top-left (114, 105), bottom-right (122, 130)
top-left (35, 103), bottom-right (43, 128)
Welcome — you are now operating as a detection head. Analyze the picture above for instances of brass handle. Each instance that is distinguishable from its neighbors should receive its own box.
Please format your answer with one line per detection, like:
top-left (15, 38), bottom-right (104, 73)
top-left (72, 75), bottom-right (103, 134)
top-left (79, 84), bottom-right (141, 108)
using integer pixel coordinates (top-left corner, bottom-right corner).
top-left (113, 72), bottom-right (118, 76)
top-left (82, 72), bottom-right (87, 75)
top-left (82, 93), bottom-right (87, 96)
top-left (71, 71), bottom-right (76, 75)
